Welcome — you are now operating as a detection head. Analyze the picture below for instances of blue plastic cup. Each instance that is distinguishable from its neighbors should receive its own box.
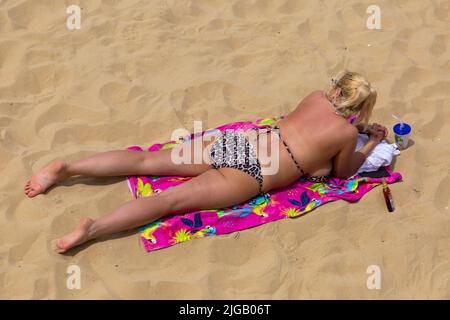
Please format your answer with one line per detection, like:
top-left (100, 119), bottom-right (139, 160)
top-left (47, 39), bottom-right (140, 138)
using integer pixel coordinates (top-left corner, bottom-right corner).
top-left (393, 123), bottom-right (411, 149)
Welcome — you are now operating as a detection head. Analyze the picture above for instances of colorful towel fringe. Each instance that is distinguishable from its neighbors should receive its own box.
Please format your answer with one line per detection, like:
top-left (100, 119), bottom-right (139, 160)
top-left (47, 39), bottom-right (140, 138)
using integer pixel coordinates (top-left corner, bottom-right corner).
top-left (126, 117), bottom-right (402, 252)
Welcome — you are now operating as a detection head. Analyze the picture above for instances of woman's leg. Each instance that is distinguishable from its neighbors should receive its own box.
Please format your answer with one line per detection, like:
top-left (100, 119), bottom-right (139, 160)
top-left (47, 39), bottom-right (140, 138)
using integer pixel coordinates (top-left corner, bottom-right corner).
top-left (55, 168), bottom-right (260, 253)
top-left (24, 139), bottom-right (213, 198)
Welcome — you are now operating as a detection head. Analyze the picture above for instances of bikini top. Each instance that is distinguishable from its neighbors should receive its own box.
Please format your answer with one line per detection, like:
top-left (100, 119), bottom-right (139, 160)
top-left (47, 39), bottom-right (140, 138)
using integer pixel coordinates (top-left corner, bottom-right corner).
top-left (255, 123), bottom-right (329, 183)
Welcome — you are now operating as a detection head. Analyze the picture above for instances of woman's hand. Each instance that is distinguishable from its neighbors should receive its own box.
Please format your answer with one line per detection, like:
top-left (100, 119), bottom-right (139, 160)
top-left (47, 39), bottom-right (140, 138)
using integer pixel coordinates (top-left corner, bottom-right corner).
top-left (368, 128), bottom-right (385, 143)
top-left (367, 123), bottom-right (388, 140)
top-left (356, 122), bottom-right (388, 143)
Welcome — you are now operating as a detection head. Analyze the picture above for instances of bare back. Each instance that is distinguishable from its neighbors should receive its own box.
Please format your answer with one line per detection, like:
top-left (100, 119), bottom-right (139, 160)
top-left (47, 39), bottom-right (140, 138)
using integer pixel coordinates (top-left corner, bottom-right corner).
top-left (255, 90), bottom-right (356, 191)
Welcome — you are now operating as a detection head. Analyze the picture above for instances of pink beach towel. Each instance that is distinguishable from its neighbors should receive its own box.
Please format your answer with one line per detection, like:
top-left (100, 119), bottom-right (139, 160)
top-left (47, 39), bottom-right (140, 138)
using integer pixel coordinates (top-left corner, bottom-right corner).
top-left (126, 117), bottom-right (402, 252)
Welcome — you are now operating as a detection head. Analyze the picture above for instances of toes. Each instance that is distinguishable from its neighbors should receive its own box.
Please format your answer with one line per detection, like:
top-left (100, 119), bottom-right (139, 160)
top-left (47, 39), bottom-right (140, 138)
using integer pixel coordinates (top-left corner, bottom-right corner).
top-left (26, 184), bottom-right (43, 198)
top-left (56, 246), bottom-right (66, 254)
top-left (56, 247), bottom-right (65, 253)
top-left (56, 241), bottom-right (67, 254)
top-left (24, 181), bottom-right (37, 197)
top-left (27, 190), bottom-right (38, 198)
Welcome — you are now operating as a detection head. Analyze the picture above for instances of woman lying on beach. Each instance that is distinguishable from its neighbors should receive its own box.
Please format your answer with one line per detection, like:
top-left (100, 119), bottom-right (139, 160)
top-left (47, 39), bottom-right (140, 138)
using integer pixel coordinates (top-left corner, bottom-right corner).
top-left (24, 70), bottom-right (388, 253)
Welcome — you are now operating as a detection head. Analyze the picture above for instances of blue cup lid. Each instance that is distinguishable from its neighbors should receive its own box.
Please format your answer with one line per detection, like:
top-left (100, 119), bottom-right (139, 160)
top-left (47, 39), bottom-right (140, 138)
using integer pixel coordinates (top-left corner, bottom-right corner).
top-left (393, 123), bottom-right (411, 135)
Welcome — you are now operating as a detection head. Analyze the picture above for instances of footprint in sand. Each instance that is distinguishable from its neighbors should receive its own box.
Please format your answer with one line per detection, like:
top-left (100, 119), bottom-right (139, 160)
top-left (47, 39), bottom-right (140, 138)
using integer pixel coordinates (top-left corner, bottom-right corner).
top-left (32, 278), bottom-right (49, 299)
top-left (389, 66), bottom-right (435, 99)
top-left (34, 103), bottom-right (104, 134)
top-left (435, 170), bottom-right (450, 214)
top-left (99, 81), bottom-right (132, 106)
top-left (8, 233), bottom-right (39, 265)
top-left (430, 34), bottom-right (447, 57)
top-left (421, 100), bottom-right (445, 139)
top-left (7, 0), bottom-right (62, 30)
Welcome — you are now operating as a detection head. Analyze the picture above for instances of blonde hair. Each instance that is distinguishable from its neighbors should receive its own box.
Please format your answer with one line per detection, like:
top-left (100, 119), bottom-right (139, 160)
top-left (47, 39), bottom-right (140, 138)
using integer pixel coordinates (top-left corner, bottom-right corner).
top-left (326, 70), bottom-right (377, 125)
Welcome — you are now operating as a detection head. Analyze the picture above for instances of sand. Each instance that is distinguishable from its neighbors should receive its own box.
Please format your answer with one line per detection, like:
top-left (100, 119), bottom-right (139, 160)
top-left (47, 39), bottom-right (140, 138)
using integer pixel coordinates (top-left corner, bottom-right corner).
top-left (1, 0), bottom-right (449, 299)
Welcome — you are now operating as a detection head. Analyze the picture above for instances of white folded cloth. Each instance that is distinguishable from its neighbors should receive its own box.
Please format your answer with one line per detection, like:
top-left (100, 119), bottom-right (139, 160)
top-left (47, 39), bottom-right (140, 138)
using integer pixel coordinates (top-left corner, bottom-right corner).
top-left (354, 134), bottom-right (400, 174)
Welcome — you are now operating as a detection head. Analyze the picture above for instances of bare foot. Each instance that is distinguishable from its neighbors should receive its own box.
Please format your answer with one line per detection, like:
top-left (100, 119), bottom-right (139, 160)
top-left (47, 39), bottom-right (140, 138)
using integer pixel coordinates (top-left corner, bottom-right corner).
top-left (55, 217), bottom-right (95, 253)
top-left (24, 160), bottom-right (68, 198)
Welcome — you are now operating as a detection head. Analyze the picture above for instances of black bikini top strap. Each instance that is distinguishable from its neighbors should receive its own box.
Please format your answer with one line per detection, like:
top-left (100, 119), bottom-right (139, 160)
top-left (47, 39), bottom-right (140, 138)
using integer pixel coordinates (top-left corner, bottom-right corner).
top-left (272, 126), bottom-right (307, 176)
top-left (253, 125), bottom-right (308, 176)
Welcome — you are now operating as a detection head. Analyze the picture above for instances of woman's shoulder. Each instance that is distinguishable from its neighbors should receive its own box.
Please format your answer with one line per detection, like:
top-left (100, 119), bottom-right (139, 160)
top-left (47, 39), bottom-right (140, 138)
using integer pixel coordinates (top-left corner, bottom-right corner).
top-left (294, 90), bottom-right (326, 108)
top-left (306, 90), bottom-right (325, 99)
top-left (302, 90), bottom-right (330, 106)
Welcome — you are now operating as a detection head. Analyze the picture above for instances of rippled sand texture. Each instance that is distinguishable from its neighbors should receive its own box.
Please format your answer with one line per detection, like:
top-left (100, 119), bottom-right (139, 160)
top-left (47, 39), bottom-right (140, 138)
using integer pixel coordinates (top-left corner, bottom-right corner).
top-left (0, 0), bottom-right (449, 299)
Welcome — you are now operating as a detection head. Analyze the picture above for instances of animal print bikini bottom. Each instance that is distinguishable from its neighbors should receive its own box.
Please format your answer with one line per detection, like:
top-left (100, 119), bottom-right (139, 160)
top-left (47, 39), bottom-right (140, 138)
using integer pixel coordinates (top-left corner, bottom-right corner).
top-left (209, 130), bottom-right (263, 193)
